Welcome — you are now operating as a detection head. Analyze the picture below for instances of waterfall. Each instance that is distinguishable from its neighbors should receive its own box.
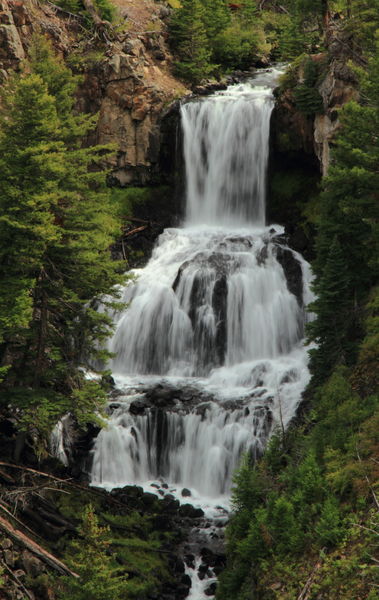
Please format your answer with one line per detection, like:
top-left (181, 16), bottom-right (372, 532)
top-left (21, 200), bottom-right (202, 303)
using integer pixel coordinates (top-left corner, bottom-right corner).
top-left (90, 68), bottom-right (312, 506)
top-left (182, 85), bottom-right (273, 226)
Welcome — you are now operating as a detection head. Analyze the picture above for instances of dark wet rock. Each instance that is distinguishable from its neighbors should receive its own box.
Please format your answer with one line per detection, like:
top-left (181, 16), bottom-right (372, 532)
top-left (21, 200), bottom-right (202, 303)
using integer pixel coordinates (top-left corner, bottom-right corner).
top-left (181, 573), bottom-right (192, 588)
top-left (184, 553), bottom-right (195, 569)
top-left (141, 492), bottom-right (158, 506)
top-left (285, 225), bottom-right (309, 254)
top-left (193, 81), bottom-right (227, 95)
top-left (195, 402), bottom-right (213, 417)
top-left (274, 245), bottom-right (303, 307)
top-left (205, 582), bottom-right (217, 596)
top-left (280, 369), bottom-right (298, 384)
top-left (212, 275), bottom-right (228, 365)
top-left (181, 488), bottom-right (191, 497)
top-left (111, 485), bottom-right (144, 507)
top-left (257, 242), bottom-right (269, 265)
top-left (129, 399), bottom-right (148, 415)
top-left (179, 504), bottom-right (205, 519)
top-left (198, 563), bottom-right (212, 580)
top-left (146, 384), bottom-right (178, 408)
top-left (101, 373), bottom-right (115, 389)
top-left (161, 496), bottom-right (180, 514)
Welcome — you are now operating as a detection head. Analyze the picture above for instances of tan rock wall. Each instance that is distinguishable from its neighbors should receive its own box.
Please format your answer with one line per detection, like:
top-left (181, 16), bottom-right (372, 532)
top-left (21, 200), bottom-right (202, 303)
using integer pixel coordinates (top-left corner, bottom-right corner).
top-left (0, 0), bottom-right (188, 185)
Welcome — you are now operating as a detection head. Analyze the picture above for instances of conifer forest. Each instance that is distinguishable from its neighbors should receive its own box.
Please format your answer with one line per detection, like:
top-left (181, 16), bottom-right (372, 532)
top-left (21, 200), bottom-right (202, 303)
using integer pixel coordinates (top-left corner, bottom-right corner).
top-left (0, 1), bottom-right (377, 599)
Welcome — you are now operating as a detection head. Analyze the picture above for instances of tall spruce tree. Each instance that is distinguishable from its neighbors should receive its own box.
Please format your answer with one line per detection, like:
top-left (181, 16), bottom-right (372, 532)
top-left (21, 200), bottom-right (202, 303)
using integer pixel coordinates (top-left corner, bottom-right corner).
top-left (0, 38), bottom-right (122, 446)
top-left (169, 0), bottom-right (214, 83)
top-left (0, 74), bottom-right (63, 357)
top-left (202, 0), bottom-right (230, 41)
top-left (308, 237), bottom-right (352, 384)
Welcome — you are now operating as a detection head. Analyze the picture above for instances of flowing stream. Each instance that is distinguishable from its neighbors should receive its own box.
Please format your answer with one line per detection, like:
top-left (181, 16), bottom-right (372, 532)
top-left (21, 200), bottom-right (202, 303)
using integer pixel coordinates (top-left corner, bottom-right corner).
top-left (89, 67), bottom-right (312, 598)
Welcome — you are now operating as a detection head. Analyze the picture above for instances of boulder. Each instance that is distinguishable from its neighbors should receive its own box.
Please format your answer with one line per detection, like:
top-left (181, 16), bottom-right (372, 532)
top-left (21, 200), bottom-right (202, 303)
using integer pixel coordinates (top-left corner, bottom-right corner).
top-left (179, 504), bottom-right (204, 519)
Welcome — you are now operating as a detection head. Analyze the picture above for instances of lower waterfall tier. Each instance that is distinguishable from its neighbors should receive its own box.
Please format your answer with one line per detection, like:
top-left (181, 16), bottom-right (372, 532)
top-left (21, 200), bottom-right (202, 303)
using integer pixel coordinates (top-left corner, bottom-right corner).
top-left (90, 225), bottom-right (312, 501)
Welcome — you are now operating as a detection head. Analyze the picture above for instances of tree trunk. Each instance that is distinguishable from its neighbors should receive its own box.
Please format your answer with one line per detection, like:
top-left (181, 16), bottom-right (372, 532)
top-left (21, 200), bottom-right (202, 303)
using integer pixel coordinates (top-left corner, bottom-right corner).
top-left (0, 516), bottom-right (78, 577)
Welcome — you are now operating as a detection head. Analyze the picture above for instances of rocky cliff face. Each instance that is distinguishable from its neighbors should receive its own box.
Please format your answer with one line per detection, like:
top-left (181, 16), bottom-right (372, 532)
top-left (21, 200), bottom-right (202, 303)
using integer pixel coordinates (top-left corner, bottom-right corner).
top-left (272, 19), bottom-right (359, 176)
top-left (0, 0), bottom-right (188, 185)
top-left (313, 23), bottom-right (359, 175)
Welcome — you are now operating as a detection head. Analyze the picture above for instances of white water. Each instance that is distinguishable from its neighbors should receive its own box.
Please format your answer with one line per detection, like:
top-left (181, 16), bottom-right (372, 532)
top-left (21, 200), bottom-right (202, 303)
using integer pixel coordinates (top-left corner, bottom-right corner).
top-left (90, 67), bottom-right (312, 534)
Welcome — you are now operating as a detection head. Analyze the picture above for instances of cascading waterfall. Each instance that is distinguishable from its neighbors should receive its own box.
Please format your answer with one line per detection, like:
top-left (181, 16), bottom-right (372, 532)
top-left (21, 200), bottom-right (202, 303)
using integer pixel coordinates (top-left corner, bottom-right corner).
top-left (182, 85), bottom-right (273, 226)
top-left (90, 68), bottom-right (312, 509)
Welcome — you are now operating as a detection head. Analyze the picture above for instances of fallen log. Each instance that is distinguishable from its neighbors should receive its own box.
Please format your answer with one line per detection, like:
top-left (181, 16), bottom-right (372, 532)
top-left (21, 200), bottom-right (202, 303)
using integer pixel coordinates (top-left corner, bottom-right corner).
top-left (124, 225), bottom-right (148, 237)
top-left (0, 515), bottom-right (78, 577)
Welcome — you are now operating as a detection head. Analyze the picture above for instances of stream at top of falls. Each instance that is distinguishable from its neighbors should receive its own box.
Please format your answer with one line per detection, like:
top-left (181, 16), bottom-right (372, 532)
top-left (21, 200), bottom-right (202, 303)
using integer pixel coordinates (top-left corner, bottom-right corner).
top-left (88, 66), bottom-right (314, 599)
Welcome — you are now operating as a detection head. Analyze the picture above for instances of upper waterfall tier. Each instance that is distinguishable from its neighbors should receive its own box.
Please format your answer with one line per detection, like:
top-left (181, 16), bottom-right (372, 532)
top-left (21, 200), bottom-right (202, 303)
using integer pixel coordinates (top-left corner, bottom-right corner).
top-left (182, 82), bottom-right (275, 227)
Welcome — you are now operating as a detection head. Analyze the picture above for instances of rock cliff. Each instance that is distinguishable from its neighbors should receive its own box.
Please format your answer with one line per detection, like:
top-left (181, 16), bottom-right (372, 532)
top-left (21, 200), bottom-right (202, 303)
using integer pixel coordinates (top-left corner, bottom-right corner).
top-left (0, 0), bottom-right (188, 185)
top-left (272, 18), bottom-right (359, 176)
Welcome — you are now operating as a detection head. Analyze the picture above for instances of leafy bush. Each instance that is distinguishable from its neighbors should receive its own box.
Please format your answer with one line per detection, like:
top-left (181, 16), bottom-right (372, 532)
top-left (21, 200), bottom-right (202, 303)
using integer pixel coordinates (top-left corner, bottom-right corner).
top-left (213, 23), bottom-right (265, 70)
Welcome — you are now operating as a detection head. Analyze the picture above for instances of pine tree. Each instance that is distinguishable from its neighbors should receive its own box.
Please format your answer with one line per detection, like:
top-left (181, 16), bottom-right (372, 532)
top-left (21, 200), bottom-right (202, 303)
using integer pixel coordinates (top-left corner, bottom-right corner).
top-left (313, 45), bottom-right (379, 296)
top-left (59, 505), bottom-right (130, 600)
top-left (239, 0), bottom-right (258, 24)
top-left (169, 0), bottom-right (214, 83)
top-left (0, 38), bottom-right (122, 443)
top-left (0, 74), bottom-right (63, 351)
top-left (202, 0), bottom-right (230, 41)
top-left (278, 15), bottom-right (306, 59)
top-left (307, 237), bottom-right (352, 383)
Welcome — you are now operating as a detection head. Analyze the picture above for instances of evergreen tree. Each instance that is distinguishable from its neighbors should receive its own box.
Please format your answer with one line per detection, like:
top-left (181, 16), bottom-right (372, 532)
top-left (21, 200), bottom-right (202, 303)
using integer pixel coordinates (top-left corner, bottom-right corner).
top-left (313, 46), bottom-right (379, 296)
top-left (202, 0), bottom-right (230, 41)
top-left (278, 15), bottom-right (306, 59)
top-left (169, 0), bottom-right (215, 83)
top-left (307, 237), bottom-right (352, 383)
top-left (0, 74), bottom-right (63, 353)
top-left (59, 505), bottom-right (130, 600)
top-left (0, 38), bottom-right (122, 444)
top-left (239, 0), bottom-right (258, 24)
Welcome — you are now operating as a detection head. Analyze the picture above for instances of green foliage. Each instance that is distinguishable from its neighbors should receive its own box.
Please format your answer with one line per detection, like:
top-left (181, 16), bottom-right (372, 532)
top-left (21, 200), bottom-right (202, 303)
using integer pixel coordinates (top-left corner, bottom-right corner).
top-left (292, 57), bottom-right (325, 115)
top-left (52, 0), bottom-right (116, 23)
top-left (315, 496), bottom-right (344, 546)
top-left (169, 0), bottom-right (214, 83)
top-left (201, 0), bottom-right (230, 41)
top-left (341, 0), bottom-right (379, 56)
top-left (278, 15), bottom-right (307, 60)
top-left (59, 505), bottom-right (131, 600)
top-left (307, 238), bottom-right (352, 383)
top-left (308, 44), bottom-right (379, 385)
top-left (213, 23), bottom-right (266, 70)
top-left (0, 36), bottom-right (123, 446)
top-left (218, 366), bottom-right (379, 600)
top-left (112, 186), bottom-right (156, 218)
top-left (169, 0), bottom-right (273, 82)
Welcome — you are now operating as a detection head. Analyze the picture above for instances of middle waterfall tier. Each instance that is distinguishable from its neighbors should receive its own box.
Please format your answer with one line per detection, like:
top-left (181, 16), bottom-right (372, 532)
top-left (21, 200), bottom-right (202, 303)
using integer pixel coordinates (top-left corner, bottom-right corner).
top-left (109, 227), bottom-right (307, 378)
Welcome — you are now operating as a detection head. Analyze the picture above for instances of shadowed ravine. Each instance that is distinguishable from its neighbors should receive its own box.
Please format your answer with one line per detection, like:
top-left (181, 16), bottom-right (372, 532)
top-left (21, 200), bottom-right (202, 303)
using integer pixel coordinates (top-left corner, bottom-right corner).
top-left (90, 67), bottom-right (313, 598)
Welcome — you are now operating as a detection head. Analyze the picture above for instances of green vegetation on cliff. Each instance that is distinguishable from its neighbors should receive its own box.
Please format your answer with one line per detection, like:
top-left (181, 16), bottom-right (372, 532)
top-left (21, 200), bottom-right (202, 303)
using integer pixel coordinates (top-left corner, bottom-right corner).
top-left (217, 11), bottom-right (379, 600)
top-left (0, 36), bottom-right (123, 453)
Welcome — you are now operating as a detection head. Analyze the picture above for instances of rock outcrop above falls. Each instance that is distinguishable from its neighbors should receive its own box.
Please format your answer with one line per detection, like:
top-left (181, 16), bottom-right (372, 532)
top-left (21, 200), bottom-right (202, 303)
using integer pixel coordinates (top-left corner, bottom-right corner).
top-left (0, 0), bottom-right (188, 186)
